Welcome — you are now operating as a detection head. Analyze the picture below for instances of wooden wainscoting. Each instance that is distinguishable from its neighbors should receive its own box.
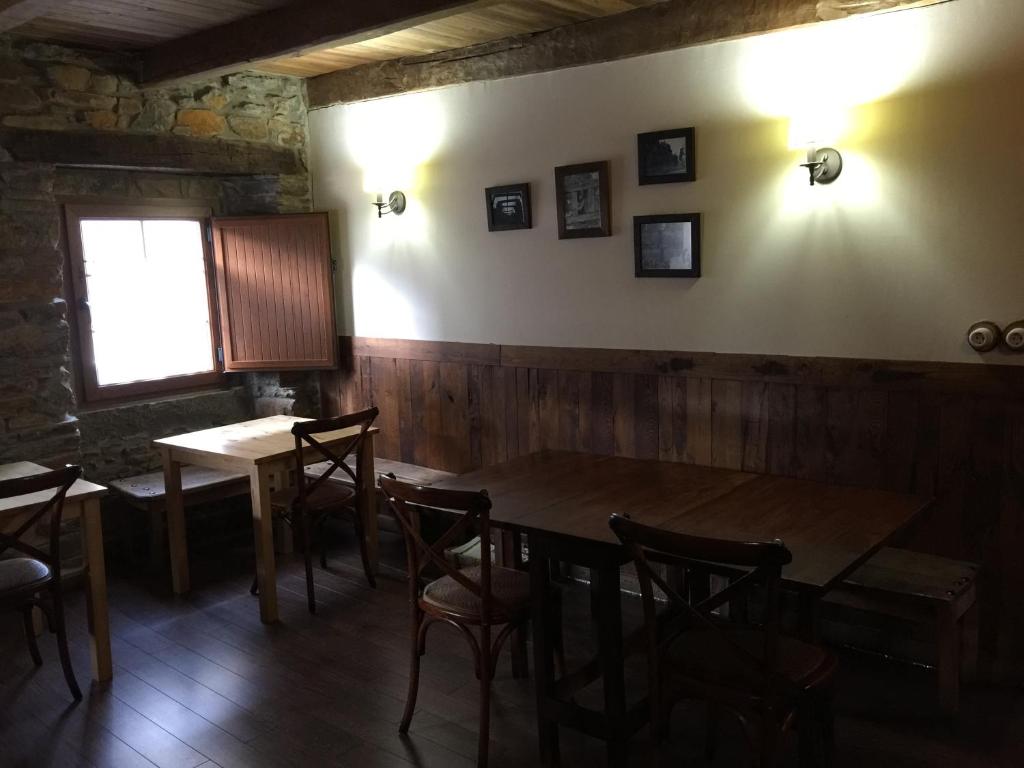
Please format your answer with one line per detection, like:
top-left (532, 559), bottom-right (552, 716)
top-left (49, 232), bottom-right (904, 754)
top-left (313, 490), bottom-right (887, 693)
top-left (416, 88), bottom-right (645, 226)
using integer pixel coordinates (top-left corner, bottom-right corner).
top-left (320, 336), bottom-right (1024, 680)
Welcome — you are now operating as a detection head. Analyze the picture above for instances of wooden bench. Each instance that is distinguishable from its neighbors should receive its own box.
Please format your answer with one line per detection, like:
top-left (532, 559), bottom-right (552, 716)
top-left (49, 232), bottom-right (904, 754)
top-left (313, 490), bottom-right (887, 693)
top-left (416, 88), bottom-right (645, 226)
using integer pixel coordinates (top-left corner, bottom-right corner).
top-left (109, 466), bottom-right (250, 565)
top-left (827, 547), bottom-right (978, 715)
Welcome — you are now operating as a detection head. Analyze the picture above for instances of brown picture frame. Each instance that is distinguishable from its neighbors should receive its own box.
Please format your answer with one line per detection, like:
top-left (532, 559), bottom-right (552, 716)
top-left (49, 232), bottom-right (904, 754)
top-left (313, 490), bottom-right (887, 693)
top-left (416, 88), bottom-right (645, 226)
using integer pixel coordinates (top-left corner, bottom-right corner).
top-left (554, 161), bottom-right (610, 239)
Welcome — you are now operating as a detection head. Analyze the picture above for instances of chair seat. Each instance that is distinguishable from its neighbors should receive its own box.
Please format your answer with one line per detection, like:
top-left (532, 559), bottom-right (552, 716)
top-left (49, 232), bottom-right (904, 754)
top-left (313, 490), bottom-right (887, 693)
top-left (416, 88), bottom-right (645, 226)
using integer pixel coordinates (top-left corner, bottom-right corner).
top-left (0, 557), bottom-right (51, 595)
top-left (270, 482), bottom-right (356, 513)
top-left (422, 565), bottom-right (530, 621)
top-left (665, 629), bottom-right (836, 694)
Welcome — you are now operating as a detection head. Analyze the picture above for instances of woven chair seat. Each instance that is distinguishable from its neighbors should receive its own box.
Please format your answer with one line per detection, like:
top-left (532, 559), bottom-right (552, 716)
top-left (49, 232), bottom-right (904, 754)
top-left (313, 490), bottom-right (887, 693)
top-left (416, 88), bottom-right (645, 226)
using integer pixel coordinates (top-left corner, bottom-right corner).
top-left (422, 565), bottom-right (530, 621)
top-left (665, 629), bottom-right (836, 693)
top-left (0, 557), bottom-right (51, 594)
top-left (270, 482), bottom-right (356, 513)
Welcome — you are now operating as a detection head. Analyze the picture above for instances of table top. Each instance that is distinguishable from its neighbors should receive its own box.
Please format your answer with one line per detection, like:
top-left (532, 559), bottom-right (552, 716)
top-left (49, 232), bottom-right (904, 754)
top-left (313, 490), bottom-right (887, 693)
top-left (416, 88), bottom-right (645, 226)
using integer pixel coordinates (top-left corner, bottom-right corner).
top-left (436, 451), bottom-right (932, 593)
top-left (0, 461), bottom-right (107, 516)
top-left (154, 415), bottom-right (379, 466)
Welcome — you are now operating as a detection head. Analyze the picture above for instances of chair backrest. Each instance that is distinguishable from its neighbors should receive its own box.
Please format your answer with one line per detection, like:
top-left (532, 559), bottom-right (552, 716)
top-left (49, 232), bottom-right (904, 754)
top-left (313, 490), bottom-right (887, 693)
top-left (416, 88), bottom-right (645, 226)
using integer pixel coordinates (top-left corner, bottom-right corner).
top-left (0, 465), bottom-right (81, 574)
top-left (609, 512), bottom-right (793, 698)
top-left (291, 407), bottom-right (378, 505)
top-left (380, 477), bottom-right (501, 621)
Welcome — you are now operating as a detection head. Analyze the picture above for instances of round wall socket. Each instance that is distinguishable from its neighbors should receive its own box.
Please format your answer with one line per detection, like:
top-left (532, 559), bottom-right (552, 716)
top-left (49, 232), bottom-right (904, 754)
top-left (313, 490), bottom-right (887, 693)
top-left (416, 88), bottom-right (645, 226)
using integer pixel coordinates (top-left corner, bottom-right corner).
top-left (1004, 320), bottom-right (1024, 351)
top-left (967, 321), bottom-right (1001, 353)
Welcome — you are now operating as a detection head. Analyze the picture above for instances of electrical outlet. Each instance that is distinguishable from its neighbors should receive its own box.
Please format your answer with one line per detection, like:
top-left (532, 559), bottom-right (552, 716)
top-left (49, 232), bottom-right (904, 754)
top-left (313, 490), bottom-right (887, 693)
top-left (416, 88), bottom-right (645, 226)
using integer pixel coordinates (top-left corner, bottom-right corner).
top-left (967, 321), bottom-right (1001, 353)
top-left (1004, 320), bottom-right (1024, 351)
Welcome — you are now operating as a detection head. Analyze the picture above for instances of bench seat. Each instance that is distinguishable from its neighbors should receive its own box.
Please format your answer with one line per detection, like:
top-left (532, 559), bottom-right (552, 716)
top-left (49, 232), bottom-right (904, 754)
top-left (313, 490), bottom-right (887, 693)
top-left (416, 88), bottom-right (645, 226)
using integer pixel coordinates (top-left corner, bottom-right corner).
top-left (828, 546), bottom-right (978, 715)
top-left (110, 466), bottom-right (249, 506)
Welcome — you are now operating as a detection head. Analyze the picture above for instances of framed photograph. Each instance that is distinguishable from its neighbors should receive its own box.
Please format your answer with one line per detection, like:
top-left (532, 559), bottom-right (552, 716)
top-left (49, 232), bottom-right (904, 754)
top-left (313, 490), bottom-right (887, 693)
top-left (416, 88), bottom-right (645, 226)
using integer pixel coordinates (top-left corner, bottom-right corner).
top-left (554, 161), bottom-right (610, 239)
top-left (637, 127), bottom-right (695, 185)
top-left (634, 213), bottom-right (701, 278)
top-left (485, 183), bottom-right (531, 231)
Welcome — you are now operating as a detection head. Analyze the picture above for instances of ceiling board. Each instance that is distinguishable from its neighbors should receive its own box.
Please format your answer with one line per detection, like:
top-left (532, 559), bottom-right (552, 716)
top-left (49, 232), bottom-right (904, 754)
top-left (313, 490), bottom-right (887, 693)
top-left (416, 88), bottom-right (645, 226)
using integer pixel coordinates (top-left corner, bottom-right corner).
top-left (254, 0), bottom-right (658, 77)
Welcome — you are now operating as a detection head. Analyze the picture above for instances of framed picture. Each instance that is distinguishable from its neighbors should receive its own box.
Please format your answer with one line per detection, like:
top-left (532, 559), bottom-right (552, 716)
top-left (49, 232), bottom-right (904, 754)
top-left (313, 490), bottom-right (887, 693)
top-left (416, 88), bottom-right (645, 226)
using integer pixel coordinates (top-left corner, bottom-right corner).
top-left (637, 127), bottom-right (695, 185)
top-left (554, 161), bottom-right (610, 239)
top-left (485, 183), bottom-right (531, 231)
top-left (634, 213), bottom-right (701, 278)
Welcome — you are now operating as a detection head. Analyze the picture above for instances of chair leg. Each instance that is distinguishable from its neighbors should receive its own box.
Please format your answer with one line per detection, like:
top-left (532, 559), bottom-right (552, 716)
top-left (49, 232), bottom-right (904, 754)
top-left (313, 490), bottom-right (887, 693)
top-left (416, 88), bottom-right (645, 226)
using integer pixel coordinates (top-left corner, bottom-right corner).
top-left (351, 508), bottom-right (377, 589)
top-left (300, 513), bottom-right (316, 614)
top-left (478, 624), bottom-right (492, 768)
top-left (250, 574), bottom-right (259, 595)
top-left (318, 516), bottom-right (328, 570)
top-left (51, 587), bottom-right (82, 701)
top-left (400, 610), bottom-right (424, 734)
top-left (760, 709), bottom-right (781, 768)
top-left (22, 606), bottom-right (42, 667)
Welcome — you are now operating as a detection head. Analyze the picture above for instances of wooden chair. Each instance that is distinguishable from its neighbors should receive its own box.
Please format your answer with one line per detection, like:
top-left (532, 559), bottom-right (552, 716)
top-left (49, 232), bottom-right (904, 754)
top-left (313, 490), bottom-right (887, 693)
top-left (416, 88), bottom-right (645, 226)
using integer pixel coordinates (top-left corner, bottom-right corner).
top-left (609, 513), bottom-right (837, 767)
top-left (0, 465), bottom-right (83, 701)
top-left (251, 407), bottom-right (379, 613)
top-left (381, 476), bottom-right (531, 768)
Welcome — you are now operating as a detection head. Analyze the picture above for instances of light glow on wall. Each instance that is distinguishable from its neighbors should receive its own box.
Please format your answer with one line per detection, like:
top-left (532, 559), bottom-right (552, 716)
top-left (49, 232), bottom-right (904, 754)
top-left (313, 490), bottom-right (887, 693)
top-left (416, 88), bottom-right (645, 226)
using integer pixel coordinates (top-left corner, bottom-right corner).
top-left (352, 262), bottom-right (419, 338)
top-left (738, 10), bottom-right (929, 196)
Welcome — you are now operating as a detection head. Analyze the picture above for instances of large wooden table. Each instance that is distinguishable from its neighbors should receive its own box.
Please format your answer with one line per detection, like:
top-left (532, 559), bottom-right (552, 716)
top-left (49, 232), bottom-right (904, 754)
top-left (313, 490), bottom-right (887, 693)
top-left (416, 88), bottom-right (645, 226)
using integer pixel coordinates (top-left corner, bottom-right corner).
top-left (154, 415), bottom-right (377, 624)
top-left (0, 461), bottom-right (111, 682)
top-left (437, 450), bottom-right (932, 766)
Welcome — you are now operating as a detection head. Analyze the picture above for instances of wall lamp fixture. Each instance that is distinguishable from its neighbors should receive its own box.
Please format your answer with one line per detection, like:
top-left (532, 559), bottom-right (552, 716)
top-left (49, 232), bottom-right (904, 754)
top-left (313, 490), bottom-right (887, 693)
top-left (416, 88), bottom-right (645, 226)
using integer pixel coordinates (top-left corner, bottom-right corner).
top-left (799, 145), bottom-right (843, 186)
top-left (372, 191), bottom-right (406, 218)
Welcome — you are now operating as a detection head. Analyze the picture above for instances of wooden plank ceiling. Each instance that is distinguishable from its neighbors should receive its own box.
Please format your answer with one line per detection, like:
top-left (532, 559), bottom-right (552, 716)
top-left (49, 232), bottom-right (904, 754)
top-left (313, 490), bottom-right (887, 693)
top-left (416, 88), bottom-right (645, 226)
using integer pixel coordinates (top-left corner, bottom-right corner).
top-left (9, 0), bottom-right (659, 77)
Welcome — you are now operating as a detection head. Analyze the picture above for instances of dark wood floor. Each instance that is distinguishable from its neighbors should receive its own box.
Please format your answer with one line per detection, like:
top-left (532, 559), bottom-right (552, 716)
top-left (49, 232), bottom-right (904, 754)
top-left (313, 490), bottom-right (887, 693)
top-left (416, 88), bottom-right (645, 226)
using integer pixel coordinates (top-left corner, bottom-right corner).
top-left (1, 531), bottom-right (1023, 768)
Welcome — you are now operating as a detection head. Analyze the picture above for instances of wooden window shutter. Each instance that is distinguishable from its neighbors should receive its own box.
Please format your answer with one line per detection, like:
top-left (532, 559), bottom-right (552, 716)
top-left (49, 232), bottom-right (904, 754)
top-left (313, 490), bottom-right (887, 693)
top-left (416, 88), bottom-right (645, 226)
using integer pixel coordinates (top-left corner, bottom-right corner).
top-left (211, 213), bottom-right (337, 371)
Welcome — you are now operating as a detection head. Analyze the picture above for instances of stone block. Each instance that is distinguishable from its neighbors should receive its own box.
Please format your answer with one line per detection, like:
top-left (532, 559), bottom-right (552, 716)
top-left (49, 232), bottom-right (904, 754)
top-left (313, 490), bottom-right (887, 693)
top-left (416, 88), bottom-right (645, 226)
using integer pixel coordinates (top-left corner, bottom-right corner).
top-left (2, 114), bottom-right (71, 130)
top-left (48, 64), bottom-right (91, 91)
top-left (176, 108), bottom-right (227, 138)
top-left (52, 90), bottom-right (118, 111)
top-left (0, 57), bottom-right (35, 84)
top-left (90, 74), bottom-right (118, 95)
top-left (0, 83), bottom-right (42, 112)
top-left (227, 115), bottom-right (269, 142)
top-left (117, 96), bottom-right (142, 116)
top-left (130, 99), bottom-right (176, 132)
top-left (85, 110), bottom-right (118, 130)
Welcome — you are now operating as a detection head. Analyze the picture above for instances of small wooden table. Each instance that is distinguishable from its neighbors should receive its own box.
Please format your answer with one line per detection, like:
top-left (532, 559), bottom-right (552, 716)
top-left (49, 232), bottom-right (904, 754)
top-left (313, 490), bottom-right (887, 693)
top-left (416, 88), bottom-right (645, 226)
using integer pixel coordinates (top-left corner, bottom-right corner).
top-left (437, 450), bottom-right (932, 766)
top-left (0, 461), bottom-right (111, 682)
top-left (154, 415), bottom-right (378, 624)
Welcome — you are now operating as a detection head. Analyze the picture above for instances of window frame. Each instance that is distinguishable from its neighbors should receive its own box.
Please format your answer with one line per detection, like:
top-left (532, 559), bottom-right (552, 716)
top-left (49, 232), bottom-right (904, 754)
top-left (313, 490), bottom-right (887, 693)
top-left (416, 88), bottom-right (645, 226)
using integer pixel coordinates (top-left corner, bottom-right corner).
top-left (63, 202), bottom-right (225, 405)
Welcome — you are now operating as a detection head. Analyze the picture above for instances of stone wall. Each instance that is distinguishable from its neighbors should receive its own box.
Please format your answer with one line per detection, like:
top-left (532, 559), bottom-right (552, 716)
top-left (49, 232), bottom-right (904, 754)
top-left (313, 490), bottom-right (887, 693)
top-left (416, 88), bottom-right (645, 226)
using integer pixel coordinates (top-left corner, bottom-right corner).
top-left (0, 35), bottom-right (310, 211)
top-left (0, 35), bottom-right (321, 486)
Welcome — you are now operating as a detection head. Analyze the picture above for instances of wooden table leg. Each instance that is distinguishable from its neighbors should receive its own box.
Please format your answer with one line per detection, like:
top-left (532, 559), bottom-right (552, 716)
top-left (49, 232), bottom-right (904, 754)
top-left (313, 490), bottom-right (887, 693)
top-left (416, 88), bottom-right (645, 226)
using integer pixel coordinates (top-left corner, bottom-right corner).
top-left (81, 498), bottom-right (112, 682)
top-left (530, 537), bottom-right (560, 766)
top-left (160, 448), bottom-right (189, 595)
top-left (251, 464), bottom-right (279, 624)
top-left (593, 562), bottom-right (629, 767)
top-left (358, 433), bottom-right (378, 575)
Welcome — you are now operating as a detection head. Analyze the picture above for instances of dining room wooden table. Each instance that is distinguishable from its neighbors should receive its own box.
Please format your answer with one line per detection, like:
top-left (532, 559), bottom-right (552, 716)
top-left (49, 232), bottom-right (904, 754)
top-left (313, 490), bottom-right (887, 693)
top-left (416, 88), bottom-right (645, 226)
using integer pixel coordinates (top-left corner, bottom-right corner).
top-left (153, 415), bottom-right (378, 624)
top-left (435, 450), bottom-right (933, 767)
top-left (0, 461), bottom-right (111, 683)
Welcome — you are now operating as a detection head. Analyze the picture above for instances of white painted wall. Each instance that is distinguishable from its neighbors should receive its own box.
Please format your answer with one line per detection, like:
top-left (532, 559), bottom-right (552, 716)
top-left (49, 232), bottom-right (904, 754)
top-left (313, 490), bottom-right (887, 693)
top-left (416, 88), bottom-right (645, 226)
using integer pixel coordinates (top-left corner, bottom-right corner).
top-left (309, 0), bottom-right (1024, 364)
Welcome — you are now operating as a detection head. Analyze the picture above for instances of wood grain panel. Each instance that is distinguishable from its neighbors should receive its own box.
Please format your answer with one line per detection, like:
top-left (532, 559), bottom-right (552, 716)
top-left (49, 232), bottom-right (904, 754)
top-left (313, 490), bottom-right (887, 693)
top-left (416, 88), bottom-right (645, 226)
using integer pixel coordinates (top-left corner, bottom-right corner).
top-left (212, 213), bottom-right (337, 371)
top-left (320, 336), bottom-right (1024, 681)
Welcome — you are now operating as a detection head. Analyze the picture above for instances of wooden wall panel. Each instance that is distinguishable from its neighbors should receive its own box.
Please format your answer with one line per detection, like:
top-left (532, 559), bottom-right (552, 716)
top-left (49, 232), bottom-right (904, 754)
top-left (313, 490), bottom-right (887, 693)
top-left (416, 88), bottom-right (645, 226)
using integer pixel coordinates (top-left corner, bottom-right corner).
top-left (322, 336), bottom-right (1024, 681)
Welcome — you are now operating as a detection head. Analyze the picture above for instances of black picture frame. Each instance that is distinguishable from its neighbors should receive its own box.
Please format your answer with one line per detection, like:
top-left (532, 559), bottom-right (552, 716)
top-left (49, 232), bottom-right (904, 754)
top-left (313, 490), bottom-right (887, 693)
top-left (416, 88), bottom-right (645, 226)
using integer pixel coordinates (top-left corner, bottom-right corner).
top-left (485, 183), bottom-right (532, 231)
top-left (634, 213), bottom-right (701, 278)
top-left (554, 161), bottom-right (610, 239)
top-left (637, 127), bottom-right (696, 185)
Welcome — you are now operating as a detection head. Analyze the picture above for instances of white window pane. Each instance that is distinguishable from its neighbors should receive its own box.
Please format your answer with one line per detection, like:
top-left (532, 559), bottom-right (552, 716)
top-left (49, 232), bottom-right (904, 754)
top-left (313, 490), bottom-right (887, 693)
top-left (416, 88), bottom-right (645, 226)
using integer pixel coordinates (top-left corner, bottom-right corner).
top-left (79, 217), bottom-right (215, 387)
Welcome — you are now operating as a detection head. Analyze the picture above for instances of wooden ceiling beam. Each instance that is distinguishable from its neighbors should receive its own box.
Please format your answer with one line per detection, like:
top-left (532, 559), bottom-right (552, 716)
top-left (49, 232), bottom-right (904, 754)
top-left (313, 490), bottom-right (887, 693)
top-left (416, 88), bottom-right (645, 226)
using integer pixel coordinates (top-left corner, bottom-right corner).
top-left (0, 0), bottom-right (73, 33)
top-left (308, 0), bottom-right (957, 108)
top-left (0, 127), bottom-right (301, 176)
top-left (141, 0), bottom-right (496, 85)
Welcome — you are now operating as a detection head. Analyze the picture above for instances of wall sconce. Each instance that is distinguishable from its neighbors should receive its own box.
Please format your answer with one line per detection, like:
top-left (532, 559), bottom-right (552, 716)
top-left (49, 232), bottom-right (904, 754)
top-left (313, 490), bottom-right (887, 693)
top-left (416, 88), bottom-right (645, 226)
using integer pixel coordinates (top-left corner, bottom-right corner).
top-left (372, 191), bottom-right (406, 218)
top-left (799, 145), bottom-right (843, 186)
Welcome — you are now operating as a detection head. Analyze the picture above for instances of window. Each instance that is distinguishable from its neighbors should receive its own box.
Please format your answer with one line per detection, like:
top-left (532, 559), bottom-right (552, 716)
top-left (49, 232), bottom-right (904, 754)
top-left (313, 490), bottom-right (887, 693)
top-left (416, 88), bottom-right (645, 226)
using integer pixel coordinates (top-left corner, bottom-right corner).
top-left (64, 204), bottom-right (222, 403)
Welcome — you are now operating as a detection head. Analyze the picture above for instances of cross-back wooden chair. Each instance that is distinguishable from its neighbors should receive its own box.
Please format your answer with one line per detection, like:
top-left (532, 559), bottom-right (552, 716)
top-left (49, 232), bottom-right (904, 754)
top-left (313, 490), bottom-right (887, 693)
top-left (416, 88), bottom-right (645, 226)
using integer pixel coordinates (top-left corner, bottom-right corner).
top-left (251, 407), bottom-right (378, 613)
top-left (609, 513), bottom-right (837, 768)
top-left (0, 465), bottom-right (83, 701)
top-left (381, 476), bottom-right (532, 768)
